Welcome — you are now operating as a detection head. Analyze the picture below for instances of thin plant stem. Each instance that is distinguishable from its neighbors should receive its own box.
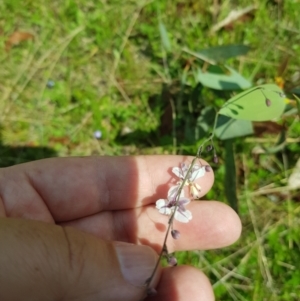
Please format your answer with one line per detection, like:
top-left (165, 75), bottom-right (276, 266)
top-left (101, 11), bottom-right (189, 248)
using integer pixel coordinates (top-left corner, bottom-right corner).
top-left (144, 111), bottom-right (221, 296)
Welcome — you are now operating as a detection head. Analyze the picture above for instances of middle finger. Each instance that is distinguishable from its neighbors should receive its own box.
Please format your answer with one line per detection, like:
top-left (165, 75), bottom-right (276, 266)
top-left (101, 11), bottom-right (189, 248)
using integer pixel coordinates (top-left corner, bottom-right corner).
top-left (61, 200), bottom-right (241, 253)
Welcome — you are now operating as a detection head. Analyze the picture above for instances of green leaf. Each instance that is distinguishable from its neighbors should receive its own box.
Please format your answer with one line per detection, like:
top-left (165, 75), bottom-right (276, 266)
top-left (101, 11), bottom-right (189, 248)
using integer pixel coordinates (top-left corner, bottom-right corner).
top-left (158, 21), bottom-right (171, 52)
top-left (182, 47), bottom-right (216, 64)
top-left (196, 106), bottom-right (216, 139)
top-left (215, 115), bottom-right (253, 140)
top-left (198, 44), bottom-right (251, 62)
top-left (197, 66), bottom-right (252, 90)
top-left (219, 84), bottom-right (286, 121)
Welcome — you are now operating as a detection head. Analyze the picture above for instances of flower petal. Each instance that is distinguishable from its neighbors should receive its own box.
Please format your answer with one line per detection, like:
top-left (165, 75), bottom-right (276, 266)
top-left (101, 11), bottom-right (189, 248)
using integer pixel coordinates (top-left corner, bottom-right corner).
top-left (172, 167), bottom-right (183, 179)
top-left (174, 209), bottom-right (192, 223)
top-left (156, 199), bottom-right (167, 209)
top-left (190, 166), bottom-right (206, 181)
top-left (159, 207), bottom-right (171, 215)
top-left (180, 163), bottom-right (189, 173)
top-left (168, 185), bottom-right (184, 199)
top-left (178, 197), bottom-right (190, 206)
top-left (178, 205), bottom-right (186, 212)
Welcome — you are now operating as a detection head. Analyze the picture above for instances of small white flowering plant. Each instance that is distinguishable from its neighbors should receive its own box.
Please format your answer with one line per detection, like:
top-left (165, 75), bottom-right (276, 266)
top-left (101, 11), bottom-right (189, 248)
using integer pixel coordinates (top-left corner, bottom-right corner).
top-left (143, 142), bottom-right (215, 298)
top-left (142, 83), bottom-right (287, 298)
top-left (155, 163), bottom-right (208, 224)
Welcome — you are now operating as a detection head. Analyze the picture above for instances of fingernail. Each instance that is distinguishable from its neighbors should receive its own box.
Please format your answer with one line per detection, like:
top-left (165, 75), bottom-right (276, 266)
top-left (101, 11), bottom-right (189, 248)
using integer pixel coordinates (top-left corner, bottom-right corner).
top-left (114, 242), bottom-right (157, 287)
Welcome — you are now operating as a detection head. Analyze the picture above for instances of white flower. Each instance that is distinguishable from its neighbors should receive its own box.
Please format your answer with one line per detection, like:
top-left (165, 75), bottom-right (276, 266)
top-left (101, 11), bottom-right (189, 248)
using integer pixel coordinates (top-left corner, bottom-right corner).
top-left (172, 163), bottom-right (206, 199)
top-left (172, 163), bottom-right (206, 182)
top-left (155, 186), bottom-right (192, 223)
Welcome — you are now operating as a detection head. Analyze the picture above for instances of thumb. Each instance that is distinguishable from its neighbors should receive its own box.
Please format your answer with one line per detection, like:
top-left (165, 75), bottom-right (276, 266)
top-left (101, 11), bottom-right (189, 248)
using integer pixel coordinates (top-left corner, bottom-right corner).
top-left (0, 218), bottom-right (160, 301)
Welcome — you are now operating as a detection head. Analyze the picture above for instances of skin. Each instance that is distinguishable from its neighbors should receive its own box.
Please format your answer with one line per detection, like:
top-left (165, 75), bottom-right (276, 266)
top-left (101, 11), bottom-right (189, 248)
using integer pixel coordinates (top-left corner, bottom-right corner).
top-left (0, 156), bottom-right (242, 301)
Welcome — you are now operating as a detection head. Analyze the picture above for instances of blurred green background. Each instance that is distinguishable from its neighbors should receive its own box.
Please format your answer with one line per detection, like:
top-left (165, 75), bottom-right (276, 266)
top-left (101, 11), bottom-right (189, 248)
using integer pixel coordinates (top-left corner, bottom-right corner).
top-left (1, 0), bottom-right (300, 300)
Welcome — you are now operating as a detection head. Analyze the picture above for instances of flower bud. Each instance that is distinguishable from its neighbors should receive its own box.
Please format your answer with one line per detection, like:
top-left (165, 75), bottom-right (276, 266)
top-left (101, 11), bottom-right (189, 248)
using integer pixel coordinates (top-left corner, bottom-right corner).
top-left (93, 130), bottom-right (102, 139)
top-left (171, 229), bottom-right (180, 239)
top-left (265, 98), bottom-right (272, 107)
top-left (206, 144), bottom-right (213, 152)
top-left (213, 154), bottom-right (218, 164)
top-left (167, 256), bottom-right (178, 266)
top-left (205, 165), bottom-right (211, 172)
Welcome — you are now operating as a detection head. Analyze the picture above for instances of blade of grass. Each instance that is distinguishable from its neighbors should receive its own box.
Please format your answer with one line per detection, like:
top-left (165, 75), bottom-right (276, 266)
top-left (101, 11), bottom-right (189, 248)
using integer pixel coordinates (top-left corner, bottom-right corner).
top-left (242, 154), bottom-right (276, 292)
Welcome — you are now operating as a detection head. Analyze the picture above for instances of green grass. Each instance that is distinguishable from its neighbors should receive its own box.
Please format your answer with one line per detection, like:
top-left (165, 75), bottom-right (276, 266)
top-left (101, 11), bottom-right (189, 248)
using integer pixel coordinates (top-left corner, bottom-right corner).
top-left (1, 0), bottom-right (300, 299)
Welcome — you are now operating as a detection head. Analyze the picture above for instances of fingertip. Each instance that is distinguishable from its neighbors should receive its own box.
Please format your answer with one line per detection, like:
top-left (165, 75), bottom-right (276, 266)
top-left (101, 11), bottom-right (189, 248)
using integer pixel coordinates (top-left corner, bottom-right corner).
top-left (148, 266), bottom-right (214, 301)
top-left (223, 204), bottom-right (242, 245)
top-left (168, 201), bottom-right (242, 251)
top-left (206, 201), bottom-right (242, 248)
top-left (199, 159), bottom-right (215, 193)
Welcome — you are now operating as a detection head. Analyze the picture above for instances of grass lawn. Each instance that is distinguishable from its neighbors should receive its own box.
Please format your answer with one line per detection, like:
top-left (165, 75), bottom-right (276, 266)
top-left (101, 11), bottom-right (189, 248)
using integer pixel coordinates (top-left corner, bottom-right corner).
top-left (1, 0), bottom-right (300, 299)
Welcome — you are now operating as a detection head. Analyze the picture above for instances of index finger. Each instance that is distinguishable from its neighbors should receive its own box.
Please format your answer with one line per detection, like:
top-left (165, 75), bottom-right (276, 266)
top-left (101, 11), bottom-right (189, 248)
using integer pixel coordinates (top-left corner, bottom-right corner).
top-left (0, 156), bottom-right (214, 222)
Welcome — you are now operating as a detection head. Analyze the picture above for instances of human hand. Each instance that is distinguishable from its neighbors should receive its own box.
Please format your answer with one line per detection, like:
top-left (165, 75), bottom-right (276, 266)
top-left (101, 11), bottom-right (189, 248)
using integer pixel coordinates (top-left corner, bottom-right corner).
top-left (0, 156), bottom-right (241, 301)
